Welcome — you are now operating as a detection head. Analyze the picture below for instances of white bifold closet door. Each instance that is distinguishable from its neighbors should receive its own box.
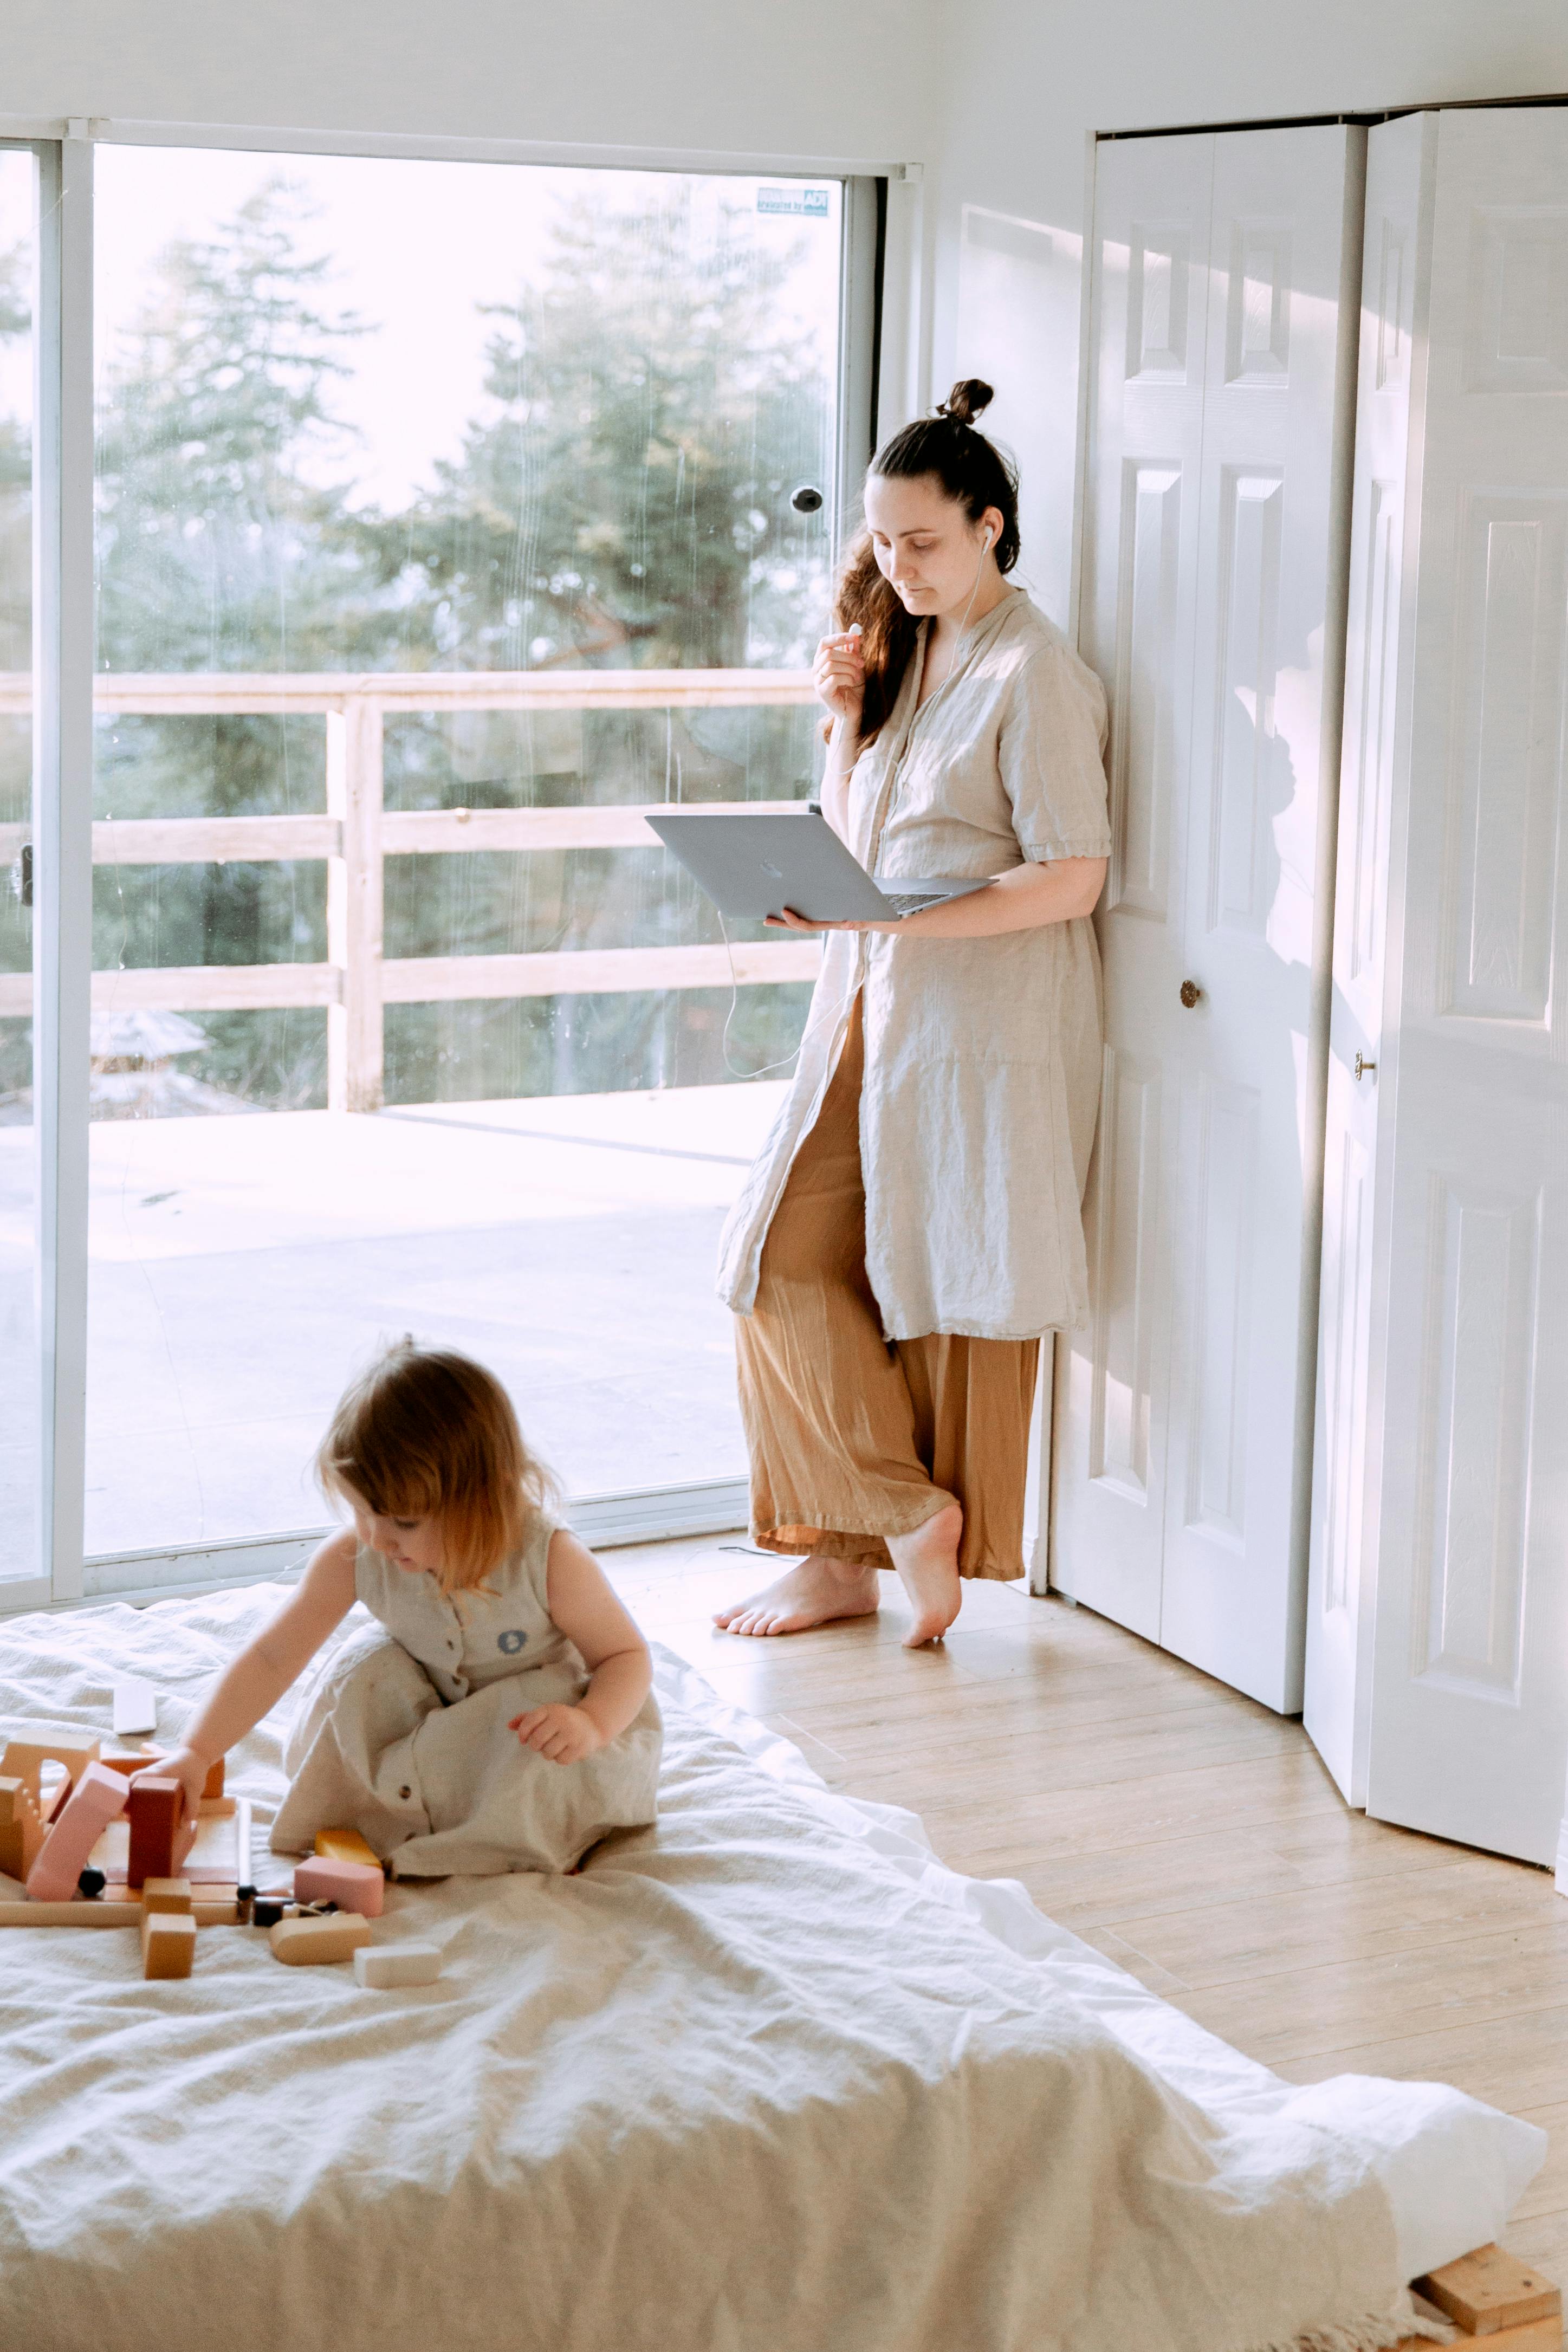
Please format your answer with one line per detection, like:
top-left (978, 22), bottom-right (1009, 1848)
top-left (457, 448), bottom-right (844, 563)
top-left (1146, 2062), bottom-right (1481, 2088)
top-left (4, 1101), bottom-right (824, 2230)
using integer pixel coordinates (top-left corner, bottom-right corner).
top-left (1055, 126), bottom-right (1364, 1713)
top-left (1305, 108), bottom-right (1568, 1868)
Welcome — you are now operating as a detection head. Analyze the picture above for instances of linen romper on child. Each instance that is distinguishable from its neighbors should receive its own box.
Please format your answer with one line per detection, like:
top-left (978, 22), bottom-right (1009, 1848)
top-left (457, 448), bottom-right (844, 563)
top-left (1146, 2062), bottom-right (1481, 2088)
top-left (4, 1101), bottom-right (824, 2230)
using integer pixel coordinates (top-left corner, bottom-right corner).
top-left (271, 1514), bottom-right (663, 1877)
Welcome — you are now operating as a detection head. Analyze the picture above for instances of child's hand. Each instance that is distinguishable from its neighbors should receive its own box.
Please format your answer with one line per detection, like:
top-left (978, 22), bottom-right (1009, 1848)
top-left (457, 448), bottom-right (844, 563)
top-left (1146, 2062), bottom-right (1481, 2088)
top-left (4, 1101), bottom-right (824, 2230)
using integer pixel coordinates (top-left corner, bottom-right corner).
top-left (508, 1703), bottom-right (604, 1766)
top-left (128, 1744), bottom-right (208, 1817)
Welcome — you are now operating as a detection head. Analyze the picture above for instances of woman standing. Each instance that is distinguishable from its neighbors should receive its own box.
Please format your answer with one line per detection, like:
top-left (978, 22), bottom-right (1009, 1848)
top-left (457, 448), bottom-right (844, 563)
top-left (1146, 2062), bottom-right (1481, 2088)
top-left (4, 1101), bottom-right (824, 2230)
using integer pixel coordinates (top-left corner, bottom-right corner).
top-left (714, 381), bottom-right (1110, 1648)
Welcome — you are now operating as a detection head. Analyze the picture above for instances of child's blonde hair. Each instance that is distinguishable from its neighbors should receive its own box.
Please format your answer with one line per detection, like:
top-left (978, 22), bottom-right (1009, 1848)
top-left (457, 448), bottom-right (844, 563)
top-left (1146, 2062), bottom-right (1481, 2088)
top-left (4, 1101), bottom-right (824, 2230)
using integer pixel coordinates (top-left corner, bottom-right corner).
top-left (316, 1338), bottom-right (558, 1595)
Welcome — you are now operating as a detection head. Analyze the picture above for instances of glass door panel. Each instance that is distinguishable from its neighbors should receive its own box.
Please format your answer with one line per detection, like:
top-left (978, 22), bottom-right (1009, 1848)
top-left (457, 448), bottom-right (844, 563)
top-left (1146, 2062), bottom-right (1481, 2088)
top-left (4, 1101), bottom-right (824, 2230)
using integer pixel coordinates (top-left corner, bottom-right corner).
top-left (0, 151), bottom-right (37, 1584)
top-left (87, 146), bottom-right (840, 1567)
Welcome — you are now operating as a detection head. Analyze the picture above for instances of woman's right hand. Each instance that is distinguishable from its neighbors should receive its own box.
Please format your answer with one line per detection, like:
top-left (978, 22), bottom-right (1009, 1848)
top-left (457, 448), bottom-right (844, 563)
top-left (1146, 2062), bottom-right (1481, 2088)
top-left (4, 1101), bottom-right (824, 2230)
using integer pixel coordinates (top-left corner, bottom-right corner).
top-left (813, 627), bottom-right (865, 730)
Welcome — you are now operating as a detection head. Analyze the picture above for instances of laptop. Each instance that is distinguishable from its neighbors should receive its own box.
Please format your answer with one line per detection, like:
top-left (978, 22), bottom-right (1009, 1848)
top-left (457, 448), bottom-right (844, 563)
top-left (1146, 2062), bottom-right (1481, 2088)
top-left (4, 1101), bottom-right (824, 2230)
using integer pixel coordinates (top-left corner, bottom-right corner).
top-left (645, 804), bottom-right (995, 924)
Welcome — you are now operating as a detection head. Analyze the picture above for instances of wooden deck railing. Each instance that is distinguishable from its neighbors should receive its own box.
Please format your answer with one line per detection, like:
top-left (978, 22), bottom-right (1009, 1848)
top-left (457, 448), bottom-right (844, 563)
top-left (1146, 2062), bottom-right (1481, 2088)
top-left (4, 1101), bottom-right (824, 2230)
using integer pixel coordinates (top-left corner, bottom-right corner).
top-left (0, 669), bottom-right (823, 1111)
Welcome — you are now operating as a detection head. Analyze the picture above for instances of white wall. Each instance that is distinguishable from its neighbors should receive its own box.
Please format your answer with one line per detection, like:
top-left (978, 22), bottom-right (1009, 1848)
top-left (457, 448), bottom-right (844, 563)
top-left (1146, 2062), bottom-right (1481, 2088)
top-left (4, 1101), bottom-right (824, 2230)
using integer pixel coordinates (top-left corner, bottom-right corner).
top-left (0, 0), bottom-right (933, 166)
top-left (925, 0), bottom-right (1568, 626)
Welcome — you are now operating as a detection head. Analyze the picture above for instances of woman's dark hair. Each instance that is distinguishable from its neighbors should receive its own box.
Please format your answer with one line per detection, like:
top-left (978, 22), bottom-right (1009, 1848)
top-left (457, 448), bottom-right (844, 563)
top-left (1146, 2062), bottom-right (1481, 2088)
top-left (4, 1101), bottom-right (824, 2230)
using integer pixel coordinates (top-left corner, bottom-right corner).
top-left (835, 379), bottom-right (1021, 743)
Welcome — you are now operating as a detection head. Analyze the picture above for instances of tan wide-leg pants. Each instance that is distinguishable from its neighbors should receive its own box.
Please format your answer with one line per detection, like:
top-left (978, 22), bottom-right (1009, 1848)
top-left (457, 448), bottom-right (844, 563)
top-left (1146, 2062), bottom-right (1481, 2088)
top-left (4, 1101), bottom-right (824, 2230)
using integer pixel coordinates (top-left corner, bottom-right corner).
top-left (735, 995), bottom-right (1040, 1582)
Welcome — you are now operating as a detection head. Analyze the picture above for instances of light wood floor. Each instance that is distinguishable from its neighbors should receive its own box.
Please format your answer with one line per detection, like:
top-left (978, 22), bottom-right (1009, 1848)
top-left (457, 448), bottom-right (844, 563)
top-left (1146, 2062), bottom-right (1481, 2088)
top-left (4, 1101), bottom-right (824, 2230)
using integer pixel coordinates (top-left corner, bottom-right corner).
top-left (606, 1533), bottom-right (1567, 2285)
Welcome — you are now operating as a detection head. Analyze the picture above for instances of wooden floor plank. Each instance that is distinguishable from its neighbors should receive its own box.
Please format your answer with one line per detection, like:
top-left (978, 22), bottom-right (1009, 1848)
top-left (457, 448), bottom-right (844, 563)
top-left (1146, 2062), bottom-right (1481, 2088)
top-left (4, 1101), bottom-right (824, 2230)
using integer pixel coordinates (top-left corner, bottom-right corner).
top-left (607, 1534), bottom-right (1561, 2269)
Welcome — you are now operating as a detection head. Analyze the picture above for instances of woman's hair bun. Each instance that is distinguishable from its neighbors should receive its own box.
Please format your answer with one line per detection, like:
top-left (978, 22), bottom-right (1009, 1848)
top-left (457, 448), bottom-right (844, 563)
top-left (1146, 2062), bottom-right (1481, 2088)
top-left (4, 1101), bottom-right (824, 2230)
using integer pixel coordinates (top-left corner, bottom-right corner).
top-left (937, 377), bottom-right (994, 428)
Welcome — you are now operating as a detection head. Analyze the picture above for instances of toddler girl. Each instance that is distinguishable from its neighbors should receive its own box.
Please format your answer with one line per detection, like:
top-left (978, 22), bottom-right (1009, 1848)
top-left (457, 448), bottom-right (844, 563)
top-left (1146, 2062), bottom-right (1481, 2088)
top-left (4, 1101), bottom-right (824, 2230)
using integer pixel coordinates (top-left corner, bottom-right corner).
top-left (138, 1341), bottom-right (662, 1876)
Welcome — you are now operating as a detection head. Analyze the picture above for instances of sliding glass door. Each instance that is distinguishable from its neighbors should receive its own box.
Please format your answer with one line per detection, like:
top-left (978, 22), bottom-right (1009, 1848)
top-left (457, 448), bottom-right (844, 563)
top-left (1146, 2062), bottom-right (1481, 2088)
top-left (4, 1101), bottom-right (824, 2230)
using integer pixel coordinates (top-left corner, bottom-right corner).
top-left (0, 148), bottom-right (38, 1592)
top-left (62, 144), bottom-right (858, 1585)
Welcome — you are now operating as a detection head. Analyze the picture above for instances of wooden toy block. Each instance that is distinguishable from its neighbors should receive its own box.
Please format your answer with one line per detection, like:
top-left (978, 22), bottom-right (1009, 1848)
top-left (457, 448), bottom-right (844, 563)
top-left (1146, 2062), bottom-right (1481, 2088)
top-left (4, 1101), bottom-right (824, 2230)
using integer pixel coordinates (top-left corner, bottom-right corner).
top-left (314, 1828), bottom-right (381, 1871)
top-left (1414, 2244), bottom-right (1562, 2338)
top-left (353, 1943), bottom-right (441, 1989)
top-left (141, 1877), bottom-right (192, 1915)
top-left (1, 1898), bottom-right (145, 1926)
top-left (141, 1909), bottom-right (196, 1981)
top-left (293, 1857), bottom-right (384, 1917)
top-left (0, 1889), bottom-right (241, 1927)
top-left (0, 1735), bottom-right (100, 1820)
top-left (0, 1777), bottom-right (44, 1883)
top-left (93, 1796), bottom-right (238, 1888)
top-left (126, 1777), bottom-right (193, 1889)
top-left (269, 1910), bottom-right (372, 1966)
top-left (112, 1679), bottom-right (158, 1738)
top-left (26, 1762), bottom-right (129, 1903)
top-left (97, 1750), bottom-right (224, 1800)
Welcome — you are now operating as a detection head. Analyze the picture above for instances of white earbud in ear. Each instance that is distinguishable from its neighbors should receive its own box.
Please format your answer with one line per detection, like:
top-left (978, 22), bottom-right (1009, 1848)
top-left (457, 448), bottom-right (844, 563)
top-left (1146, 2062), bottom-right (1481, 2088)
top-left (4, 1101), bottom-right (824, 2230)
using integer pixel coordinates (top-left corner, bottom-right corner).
top-left (981, 527), bottom-right (995, 551)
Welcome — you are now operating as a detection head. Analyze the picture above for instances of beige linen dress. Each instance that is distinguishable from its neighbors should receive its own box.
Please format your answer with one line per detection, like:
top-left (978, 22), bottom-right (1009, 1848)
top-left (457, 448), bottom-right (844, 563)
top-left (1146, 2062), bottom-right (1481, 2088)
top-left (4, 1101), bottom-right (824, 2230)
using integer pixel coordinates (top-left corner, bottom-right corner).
top-left (718, 588), bottom-right (1111, 1342)
top-left (717, 589), bottom-right (1111, 1582)
top-left (271, 1513), bottom-right (663, 1876)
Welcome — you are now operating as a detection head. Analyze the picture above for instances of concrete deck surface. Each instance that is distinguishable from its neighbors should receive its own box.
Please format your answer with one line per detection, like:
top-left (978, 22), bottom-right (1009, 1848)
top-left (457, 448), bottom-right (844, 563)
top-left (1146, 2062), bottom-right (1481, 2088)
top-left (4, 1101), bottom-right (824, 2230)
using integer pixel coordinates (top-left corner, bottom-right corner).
top-left (0, 1080), bottom-right (787, 1571)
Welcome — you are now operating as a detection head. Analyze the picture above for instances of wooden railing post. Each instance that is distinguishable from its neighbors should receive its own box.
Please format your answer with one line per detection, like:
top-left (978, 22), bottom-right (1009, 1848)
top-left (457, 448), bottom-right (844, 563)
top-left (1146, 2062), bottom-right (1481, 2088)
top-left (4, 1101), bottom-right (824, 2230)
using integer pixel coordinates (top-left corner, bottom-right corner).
top-left (325, 694), bottom-right (384, 1113)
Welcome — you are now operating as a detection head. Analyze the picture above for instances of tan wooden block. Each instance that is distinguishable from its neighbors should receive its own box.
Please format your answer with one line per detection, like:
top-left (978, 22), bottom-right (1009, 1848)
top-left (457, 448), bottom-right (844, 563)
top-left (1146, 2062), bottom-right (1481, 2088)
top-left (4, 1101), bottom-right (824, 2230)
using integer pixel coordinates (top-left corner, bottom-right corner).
top-left (141, 1878), bottom-right (193, 1915)
top-left (313, 1828), bottom-right (381, 1871)
top-left (269, 1911), bottom-right (372, 1966)
top-left (0, 1777), bottom-right (43, 1882)
top-left (0, 1736), bottom-right (100, 1809)
top-left (141, 1910), bottom-right (196, 1980)
top-left (1417, 2245), bottom-right (1563, 2336)
top-left (0, 1899), bottom-right (145, 1926)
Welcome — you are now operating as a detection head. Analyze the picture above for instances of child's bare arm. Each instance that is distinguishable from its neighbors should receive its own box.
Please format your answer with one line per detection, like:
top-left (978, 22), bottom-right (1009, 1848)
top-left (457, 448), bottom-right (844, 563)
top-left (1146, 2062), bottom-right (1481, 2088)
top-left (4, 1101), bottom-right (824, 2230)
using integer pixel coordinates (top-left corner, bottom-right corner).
top-left (129, 1531), bottom-right (359, 1811)
top-left (509, 1529), bottom-right (653, 1765)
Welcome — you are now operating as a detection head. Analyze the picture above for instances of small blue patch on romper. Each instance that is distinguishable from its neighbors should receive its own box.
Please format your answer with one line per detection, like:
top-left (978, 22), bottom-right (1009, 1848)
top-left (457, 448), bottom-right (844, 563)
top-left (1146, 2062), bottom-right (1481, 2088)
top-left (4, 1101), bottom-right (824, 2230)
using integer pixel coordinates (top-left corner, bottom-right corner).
top-left (497, 1629), bottom-right (528, 1655)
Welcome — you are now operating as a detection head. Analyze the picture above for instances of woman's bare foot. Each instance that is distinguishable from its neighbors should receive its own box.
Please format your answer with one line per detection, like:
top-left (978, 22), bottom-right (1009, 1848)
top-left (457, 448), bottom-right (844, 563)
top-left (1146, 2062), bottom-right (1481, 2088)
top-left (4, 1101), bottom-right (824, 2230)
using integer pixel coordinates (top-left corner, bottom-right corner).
top-left (886, 1504), bottom-right (963, 1647)
top-left (713, 1555), bottom-right (881, 1638)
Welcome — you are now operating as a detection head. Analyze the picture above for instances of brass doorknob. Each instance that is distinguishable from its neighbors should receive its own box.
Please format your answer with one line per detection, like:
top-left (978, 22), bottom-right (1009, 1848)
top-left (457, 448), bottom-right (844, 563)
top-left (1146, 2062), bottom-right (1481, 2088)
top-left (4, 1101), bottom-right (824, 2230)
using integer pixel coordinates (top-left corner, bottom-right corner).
top-left (1179, 979), bottom-right (1202, 1008)
top-left (1355, 1053), bottom-right (1377, 1080)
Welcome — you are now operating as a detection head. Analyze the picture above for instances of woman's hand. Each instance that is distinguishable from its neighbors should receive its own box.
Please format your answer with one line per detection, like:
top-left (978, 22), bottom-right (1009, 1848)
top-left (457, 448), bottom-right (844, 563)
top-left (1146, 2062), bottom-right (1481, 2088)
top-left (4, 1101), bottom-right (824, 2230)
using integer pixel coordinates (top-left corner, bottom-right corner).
top-left (762, 856), bottom-right (1109, 941)
top-left (764, 906), bottom-right (900, 935)
top-left (129, 1743), bottom-right (209, 1817)
top-left (812, 628), bottom-right (865, 730)
top-left (509, 1702), bottom-right (605, 1766)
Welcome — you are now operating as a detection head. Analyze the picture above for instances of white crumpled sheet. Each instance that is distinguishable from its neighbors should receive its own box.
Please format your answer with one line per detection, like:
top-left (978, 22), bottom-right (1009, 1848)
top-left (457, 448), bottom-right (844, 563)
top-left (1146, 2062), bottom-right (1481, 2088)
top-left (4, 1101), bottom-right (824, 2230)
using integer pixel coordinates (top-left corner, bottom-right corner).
top-left (0, 1585), bottom-right (1546, 2352)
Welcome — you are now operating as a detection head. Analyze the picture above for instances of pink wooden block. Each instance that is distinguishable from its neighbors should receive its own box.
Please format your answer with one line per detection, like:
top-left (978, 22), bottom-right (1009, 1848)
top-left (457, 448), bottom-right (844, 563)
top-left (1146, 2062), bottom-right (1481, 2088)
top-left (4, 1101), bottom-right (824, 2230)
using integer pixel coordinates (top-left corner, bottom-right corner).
top-left (27, 1763), bottom-right (129, 1903)
top-left (292, 1856), bottom-right (384, 1918)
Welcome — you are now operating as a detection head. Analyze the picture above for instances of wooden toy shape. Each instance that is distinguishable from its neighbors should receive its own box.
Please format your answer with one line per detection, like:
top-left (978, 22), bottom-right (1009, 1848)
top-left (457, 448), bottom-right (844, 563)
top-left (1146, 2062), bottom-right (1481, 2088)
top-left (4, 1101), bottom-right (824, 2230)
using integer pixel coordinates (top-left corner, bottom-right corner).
top-left (26, 1763), bottom-right (129, 1903)
top-left (1414, 2243), bottom-right (1562, 2337)
top-left (293, 1857), bottom-right (384, 1918)
top-left (112, 1679), bottom-right (158, 1738)
top-left (141, 1877), bottom-right (193, 1915)
top-left (98, 1750), bottom-right (224, 1799)
top-left (269, 1912), bottom-right (372, 1967)
top-left (0, 1777), bottom-right (44, 1883)
top-left (126, 1777), bottom-right (193, 1889)
top-left (141, 1909), bottom-right (196, 1981)
top-left (0, 1892), bottom-right (240, 1927)
top-left (314, 1828), bottom-right (381, 1870)
top-left (0, 1735), bottom-right (100, 1816)
top-left (353, 1944), bottom-right (441, 1990)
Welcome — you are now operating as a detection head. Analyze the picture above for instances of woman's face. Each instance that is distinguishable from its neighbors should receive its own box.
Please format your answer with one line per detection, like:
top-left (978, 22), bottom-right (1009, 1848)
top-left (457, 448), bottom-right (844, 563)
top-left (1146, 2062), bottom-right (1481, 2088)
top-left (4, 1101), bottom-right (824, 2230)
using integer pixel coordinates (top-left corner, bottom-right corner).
top-left (863, 472), bottom-right (1003, 620)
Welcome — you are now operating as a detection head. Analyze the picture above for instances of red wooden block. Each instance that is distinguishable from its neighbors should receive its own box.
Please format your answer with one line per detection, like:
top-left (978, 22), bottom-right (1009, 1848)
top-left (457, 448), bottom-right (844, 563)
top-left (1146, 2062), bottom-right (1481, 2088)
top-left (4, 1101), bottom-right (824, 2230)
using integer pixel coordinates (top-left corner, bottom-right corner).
top-left (27, 1762), bottom-right (128, 1903)
top-left (126, 1777), bottom-right (190, 1890)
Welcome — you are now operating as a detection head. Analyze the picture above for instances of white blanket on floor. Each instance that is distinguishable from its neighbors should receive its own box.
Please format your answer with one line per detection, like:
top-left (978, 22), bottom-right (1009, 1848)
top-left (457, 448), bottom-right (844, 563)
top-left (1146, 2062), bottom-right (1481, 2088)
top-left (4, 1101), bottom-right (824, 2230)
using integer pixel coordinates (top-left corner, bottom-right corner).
top-left (0, 1586), bottom-right (1545, 2352)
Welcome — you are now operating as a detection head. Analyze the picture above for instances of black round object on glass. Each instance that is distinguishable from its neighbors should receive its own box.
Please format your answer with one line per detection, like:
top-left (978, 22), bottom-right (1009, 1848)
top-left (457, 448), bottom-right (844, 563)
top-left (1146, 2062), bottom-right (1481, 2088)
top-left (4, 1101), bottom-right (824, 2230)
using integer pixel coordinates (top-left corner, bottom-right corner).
top-left (790, 484), bottom-right (824, 515)
top-left (77, 1867), bottom-right (106, 1899)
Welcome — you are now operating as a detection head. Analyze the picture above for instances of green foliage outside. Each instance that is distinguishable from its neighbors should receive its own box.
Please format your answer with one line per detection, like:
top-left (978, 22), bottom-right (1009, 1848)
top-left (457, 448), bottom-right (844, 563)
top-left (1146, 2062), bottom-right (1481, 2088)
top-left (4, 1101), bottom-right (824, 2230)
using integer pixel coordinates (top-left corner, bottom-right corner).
top-left (5, 174), bottom-right (832, 1110)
